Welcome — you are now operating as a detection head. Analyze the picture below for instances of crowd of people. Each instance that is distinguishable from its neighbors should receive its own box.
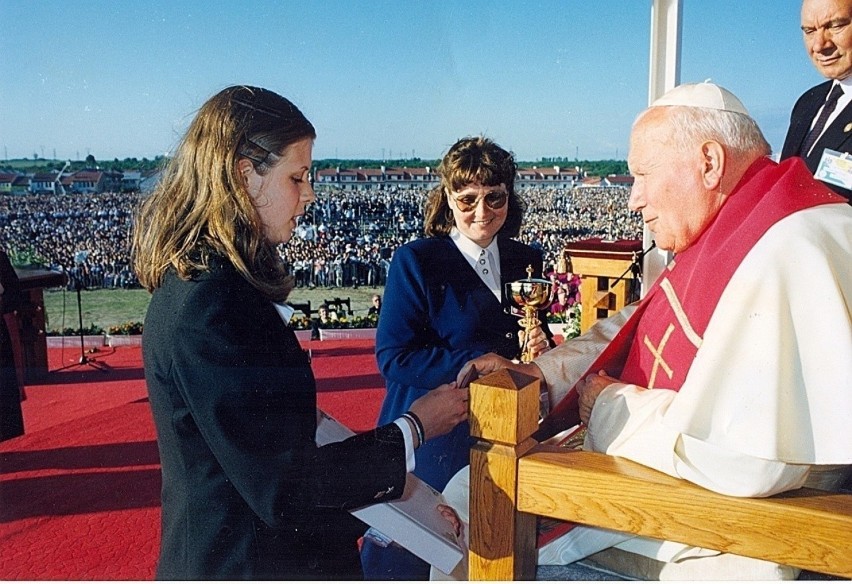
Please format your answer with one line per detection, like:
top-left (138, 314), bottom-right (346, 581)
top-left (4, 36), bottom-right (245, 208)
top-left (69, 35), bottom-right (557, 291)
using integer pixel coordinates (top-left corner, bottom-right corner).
top-left (0, 182), bottom-right (641, 291)
top-left (0, 191), bottom-right (139, 290)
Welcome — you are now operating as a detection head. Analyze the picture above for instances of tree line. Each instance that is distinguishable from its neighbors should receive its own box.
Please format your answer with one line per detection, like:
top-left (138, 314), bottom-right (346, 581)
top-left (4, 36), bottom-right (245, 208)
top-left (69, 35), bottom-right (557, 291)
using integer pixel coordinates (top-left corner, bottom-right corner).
top-left (2, 156), bottom-right (628, 177)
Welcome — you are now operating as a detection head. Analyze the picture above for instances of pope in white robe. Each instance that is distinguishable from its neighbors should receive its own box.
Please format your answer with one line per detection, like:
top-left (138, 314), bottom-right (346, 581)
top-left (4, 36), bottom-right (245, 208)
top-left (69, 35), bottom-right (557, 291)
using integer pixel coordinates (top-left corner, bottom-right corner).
top-left (433, 83), bottom-right (852, 581)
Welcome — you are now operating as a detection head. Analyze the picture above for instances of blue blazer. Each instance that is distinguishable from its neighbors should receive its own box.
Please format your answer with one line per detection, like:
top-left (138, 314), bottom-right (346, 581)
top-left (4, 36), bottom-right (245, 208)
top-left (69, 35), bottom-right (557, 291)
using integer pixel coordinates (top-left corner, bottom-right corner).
top-left (781, 80), bottom-right (852, 202)
top-left (143, 257), bottom-right (407, 579)
top-left (375, 235), bottom-right (551, 490)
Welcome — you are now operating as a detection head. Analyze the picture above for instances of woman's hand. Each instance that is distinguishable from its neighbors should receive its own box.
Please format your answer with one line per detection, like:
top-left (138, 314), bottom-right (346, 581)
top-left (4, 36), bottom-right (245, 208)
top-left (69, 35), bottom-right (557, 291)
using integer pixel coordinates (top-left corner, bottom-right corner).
top-left (519, 325), bottom-right (550, 359)
top-left (456, 353), bottom-right (546, 390)
top-left (455, 353), bottom-right (512, 386)
top-left (408, 382), bottom-right (469, 442)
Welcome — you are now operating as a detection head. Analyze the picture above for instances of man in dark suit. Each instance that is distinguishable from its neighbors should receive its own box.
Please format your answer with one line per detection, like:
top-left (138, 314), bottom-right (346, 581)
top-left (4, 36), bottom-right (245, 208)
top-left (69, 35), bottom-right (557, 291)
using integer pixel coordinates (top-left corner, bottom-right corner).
top-left (781, 0), bottom-right (852, 202)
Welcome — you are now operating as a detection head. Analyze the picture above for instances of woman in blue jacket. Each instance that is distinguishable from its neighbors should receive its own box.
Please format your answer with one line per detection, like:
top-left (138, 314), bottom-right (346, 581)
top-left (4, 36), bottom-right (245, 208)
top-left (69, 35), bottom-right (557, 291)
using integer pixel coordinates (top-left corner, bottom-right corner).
top-left (361, 137), bottom-right (553, 579)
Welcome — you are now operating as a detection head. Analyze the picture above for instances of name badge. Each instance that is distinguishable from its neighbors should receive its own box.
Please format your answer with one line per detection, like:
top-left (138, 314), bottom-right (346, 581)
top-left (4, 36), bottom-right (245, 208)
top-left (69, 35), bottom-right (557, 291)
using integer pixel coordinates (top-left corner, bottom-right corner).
top-left (814, 148), bottom-right (852, 189)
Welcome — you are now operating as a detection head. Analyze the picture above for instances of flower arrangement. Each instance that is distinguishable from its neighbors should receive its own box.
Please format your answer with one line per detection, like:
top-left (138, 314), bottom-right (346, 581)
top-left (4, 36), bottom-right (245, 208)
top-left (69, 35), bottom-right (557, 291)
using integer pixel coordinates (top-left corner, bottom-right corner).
top-left (107, 321), bottom-right (144, 335)
top-left (547, 304), bottom-right (581, 339)
top-left (289, 315), bottom-right (314, 330)
top-left (324, 313), bottom-right (379, 329)
top-left (47, 323), bottom-right (105, 336)
top-left (289, 312), bottom-right (379, 330)
top-left (545, 268), bottom-right (582, 340)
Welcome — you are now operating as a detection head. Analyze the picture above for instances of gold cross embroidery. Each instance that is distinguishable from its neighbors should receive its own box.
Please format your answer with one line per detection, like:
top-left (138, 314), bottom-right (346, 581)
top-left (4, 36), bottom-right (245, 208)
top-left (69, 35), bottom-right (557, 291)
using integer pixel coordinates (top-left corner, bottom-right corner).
top-left (644, 323), bottom-right (675, 389)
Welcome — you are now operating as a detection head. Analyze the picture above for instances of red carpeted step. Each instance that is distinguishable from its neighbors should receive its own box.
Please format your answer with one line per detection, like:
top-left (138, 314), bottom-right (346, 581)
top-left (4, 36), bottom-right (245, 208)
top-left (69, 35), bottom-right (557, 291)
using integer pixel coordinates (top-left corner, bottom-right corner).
top-left (1, 339), bottom-right (387, 580)
top-left (22, 346), bottom-right (148, 434)
top-left (309, 339), bottom-right (384, 431)
top-left (1, 400), bottom-right (160, 579)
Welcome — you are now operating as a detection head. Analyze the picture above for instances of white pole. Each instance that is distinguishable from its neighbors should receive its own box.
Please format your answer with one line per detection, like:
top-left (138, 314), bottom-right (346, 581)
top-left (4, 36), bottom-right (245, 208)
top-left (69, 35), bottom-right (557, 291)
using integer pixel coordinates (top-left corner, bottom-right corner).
top-left (56, 160), bottom-right (70, 196)
top-left (642, 0), bottom-right (682, 295)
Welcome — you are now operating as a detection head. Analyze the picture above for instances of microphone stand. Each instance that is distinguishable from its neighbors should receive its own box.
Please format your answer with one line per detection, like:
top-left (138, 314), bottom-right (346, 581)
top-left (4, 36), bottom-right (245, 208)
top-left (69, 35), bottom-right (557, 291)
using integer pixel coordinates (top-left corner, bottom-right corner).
top-left (56, 279), bottom-right (108, 372)
top-left (608, 241), bottom-right (657, 303)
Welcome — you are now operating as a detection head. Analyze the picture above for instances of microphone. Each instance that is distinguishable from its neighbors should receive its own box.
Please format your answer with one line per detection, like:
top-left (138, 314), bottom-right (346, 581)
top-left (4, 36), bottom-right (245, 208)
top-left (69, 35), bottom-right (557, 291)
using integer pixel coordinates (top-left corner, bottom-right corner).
top-left (601, 241), bottom-right (657, 303)
top-left (611, 241), bottom-right (657, 290)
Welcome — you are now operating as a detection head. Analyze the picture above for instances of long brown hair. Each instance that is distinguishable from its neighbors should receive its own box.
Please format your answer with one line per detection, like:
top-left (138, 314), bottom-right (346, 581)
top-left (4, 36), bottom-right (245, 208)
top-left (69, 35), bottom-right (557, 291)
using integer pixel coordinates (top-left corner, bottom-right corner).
top-left (132, 85), bottom-right (315, 301)
top-left (423, 136), bottom-right (525, 238)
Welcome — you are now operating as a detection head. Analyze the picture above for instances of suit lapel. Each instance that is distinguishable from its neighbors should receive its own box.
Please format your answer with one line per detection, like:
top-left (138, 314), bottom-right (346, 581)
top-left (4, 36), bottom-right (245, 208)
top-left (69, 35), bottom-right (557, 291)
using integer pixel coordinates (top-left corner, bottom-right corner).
top-left (799, 85), bottom-right (830, 151)
top-left (785, 82), bottom-right (830, 157)
top-left (442, 237), bottom-right (479, 282)
top-left (808, 99), bottom-right (852, 166)
top-left (498, 238), bottom-right (525, 285)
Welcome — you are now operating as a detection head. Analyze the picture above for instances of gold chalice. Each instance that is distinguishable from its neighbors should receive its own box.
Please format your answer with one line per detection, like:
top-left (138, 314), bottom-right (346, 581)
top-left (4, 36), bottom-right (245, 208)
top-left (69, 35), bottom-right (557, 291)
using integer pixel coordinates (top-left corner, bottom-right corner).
top-left (505, 265), bottom-right (555, 363)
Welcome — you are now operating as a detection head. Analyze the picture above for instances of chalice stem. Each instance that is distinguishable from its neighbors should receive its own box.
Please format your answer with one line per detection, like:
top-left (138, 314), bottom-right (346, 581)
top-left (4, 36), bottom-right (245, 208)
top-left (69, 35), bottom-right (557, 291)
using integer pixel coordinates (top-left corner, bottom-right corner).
top-left (520, 306), bottom-right (540, 364)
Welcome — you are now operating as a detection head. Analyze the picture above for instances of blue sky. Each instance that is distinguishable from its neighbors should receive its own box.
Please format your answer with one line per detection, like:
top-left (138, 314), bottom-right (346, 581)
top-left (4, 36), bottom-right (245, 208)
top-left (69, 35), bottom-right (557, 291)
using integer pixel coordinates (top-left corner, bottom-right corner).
top-left (0, 0), bottom-right (818, 163)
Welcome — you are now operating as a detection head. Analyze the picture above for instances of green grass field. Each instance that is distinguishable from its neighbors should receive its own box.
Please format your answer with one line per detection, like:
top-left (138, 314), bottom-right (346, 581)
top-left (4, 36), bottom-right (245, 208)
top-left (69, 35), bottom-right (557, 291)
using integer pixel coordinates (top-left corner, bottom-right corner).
top-left (42, 285), bottom-right (385, 334)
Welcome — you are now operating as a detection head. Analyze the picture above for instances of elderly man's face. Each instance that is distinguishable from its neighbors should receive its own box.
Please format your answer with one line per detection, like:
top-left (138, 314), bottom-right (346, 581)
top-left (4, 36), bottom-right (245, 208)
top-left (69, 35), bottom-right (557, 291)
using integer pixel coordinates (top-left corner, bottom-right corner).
top-left (801, 0), bottom-right (852, 80)
top-left (627, 109), bottom-right (723, 253)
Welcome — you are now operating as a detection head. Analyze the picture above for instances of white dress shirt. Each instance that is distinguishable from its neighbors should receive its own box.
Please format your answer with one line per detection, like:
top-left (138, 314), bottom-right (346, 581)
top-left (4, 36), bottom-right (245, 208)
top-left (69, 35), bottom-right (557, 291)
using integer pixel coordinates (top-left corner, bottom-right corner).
top-left (449, 227), bottom-right (501, 301)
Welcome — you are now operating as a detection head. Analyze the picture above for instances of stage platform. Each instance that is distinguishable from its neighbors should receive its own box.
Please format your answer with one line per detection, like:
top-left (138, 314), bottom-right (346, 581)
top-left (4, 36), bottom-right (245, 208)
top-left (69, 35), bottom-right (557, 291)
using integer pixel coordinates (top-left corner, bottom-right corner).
top-left (2, 342), bottom-right (836, 580)
top-left (0, 340), bottom-right (385, 580)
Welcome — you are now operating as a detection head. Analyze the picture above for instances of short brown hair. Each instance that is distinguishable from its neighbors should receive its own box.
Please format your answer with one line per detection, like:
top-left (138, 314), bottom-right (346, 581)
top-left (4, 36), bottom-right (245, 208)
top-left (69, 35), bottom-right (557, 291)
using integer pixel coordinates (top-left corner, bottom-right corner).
top-left (423, 136), bottom-right (525, 238)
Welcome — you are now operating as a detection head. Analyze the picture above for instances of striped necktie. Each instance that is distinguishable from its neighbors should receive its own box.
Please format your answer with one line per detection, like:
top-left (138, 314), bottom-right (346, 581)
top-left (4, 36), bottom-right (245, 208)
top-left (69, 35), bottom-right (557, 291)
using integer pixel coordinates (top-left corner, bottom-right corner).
top-left (800, 84), bottom-right (844, 157)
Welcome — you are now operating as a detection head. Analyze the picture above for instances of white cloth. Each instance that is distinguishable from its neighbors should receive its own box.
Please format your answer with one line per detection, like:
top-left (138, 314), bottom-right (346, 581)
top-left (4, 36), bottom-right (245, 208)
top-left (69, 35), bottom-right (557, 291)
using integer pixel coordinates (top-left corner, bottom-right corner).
top-left (660, 204), bottom-right (852, 466)
top-left (535, 303), bottom-right (636, 407)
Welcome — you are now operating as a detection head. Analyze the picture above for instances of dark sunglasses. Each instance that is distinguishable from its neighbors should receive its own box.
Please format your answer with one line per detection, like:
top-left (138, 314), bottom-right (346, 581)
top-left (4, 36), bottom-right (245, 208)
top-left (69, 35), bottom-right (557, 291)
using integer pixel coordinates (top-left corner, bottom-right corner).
top-left (450, 190), bottom-right (508, 213)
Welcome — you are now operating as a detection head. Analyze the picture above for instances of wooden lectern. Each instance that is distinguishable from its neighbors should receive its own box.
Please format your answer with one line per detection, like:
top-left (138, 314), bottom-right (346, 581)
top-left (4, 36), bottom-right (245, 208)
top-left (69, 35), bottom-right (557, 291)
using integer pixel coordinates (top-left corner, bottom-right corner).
top-left (563, 239), bottom-right (642, 333)
top-left (14, 268), bottom-right (67, 382)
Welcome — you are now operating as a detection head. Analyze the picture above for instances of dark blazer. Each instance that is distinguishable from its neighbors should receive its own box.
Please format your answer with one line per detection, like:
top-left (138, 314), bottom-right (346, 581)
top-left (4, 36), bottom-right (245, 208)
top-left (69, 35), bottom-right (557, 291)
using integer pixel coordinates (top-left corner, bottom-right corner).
top-left (0, 249), bottom-right (24, 441)
top-left (781, 80), bottom-right (852, 202)
top-left (143, 257), bottom-right (407, 580)
top-left (374, 235), bottom-right (551, 492)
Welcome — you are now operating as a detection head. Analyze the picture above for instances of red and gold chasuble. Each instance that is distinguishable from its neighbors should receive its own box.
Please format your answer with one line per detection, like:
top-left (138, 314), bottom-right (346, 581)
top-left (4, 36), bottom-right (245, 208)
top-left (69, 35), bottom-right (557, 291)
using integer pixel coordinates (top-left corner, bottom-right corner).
top-left (536, 157), bottom-right (844, 441)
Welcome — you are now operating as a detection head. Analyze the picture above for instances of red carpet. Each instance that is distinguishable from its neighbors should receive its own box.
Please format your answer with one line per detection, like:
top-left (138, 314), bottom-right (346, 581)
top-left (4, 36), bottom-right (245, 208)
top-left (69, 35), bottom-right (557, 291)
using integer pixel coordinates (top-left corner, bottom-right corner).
top-left (0, 339), bottom-right (385, 580)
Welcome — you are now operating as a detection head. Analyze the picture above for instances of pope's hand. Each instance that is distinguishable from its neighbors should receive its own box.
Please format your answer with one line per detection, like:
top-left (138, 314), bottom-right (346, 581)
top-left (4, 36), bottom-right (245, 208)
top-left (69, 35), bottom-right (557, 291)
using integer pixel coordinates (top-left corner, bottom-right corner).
top-left (576, 370), bottom-right (620, 425)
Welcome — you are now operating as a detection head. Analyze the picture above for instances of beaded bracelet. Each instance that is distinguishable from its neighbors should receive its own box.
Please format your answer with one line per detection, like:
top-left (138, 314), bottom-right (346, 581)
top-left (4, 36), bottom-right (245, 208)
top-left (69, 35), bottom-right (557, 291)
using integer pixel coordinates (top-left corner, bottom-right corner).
top-left (400, 413), bottom-right (422, 448)
top-left (402, 411), bottom-right (425, 448)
